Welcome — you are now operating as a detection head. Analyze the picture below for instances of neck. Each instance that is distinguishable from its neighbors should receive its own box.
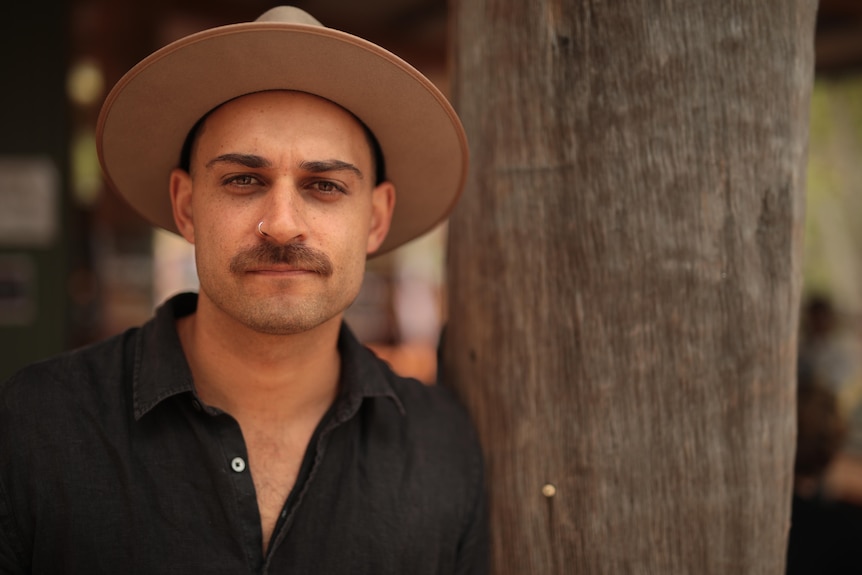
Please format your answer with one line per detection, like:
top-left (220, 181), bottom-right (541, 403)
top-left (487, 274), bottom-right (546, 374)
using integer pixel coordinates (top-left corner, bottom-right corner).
top-left (177, 295), bottom-right (342, 423)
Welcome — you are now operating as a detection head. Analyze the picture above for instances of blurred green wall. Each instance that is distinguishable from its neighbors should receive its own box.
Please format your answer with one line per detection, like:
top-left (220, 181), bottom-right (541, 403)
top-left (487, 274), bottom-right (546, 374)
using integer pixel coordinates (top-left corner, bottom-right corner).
top-left (0, 2), bottom-right (69, 381)
top-left (804, 76), bottom-right (862, 313)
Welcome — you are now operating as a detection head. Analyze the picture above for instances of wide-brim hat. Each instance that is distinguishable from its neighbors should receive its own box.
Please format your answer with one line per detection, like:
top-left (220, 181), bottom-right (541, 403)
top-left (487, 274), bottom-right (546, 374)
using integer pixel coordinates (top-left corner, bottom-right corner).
top-left (96, 6), bottom-right (468, 256)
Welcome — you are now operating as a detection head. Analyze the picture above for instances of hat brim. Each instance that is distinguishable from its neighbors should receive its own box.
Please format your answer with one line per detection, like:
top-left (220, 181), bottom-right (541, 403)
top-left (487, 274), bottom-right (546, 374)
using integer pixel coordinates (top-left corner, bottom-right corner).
top-left (96, 21), bottom-right (468, 256)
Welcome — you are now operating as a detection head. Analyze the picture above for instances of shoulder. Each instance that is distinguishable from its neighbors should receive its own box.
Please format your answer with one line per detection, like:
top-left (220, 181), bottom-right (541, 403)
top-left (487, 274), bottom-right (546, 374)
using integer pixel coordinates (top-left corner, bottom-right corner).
top-left (0, 331), bottom-right (137, 497)
top-left (2, 329), bottom-right (133, 387)
top-left (340, 327), bottom-right (479, 449)
top-left (0, 330), bottom-right (136, 430)
top-left (378, 355), bottom-right (477, 437)
top-left (361, 352), bottom-right (486, 527)
top-left (368, 353), bottom-right (484, 481)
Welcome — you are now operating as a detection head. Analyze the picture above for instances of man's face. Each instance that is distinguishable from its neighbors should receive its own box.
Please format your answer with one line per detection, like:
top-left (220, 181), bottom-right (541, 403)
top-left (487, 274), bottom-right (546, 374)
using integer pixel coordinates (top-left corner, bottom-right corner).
top-left (170, 90), bottom-right (394, 335)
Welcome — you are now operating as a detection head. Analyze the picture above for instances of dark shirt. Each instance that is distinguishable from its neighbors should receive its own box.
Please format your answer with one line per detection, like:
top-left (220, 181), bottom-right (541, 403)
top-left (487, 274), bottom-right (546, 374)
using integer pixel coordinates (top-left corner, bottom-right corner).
top-left (786, 492), bottom-right (862, 575)
top-left (0, 293), bottom-right (487, 574)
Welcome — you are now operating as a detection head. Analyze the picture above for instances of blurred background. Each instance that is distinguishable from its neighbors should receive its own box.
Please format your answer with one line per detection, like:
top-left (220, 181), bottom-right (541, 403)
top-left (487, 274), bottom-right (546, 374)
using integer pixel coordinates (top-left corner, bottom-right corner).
top-left (1, 0), bottom-right (862, 571)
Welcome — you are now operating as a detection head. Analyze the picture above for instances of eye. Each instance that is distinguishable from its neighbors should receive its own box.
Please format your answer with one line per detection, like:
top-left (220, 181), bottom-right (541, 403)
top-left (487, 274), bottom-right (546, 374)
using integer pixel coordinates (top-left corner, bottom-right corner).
top-left (312, 180), bottom-right (346, 195)
top-left (224, 174), bottom-right (261, 187)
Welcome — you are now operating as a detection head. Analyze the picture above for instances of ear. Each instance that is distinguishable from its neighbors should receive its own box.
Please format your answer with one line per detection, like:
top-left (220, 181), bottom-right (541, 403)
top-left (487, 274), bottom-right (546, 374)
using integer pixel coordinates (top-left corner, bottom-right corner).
top-left (366, 181), bottom-right (396, 255)
top-left (170, 168), bottom-right (195, 244)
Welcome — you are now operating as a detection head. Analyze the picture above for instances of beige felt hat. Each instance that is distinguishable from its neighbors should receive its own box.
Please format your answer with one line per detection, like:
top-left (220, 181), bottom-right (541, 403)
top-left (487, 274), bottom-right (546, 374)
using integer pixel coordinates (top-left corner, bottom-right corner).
top-left (96, 6), bottom-right (468, 255)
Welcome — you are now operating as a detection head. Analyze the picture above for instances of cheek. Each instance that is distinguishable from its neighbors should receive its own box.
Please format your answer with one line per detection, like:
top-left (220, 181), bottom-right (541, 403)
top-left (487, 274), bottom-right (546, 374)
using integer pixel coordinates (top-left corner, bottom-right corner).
top-left (192, 213), bottom-right (245, 272)
top-left (331, 232), bottom-right (371, 290)
top-left (194, 197), bottom-right (250, 243)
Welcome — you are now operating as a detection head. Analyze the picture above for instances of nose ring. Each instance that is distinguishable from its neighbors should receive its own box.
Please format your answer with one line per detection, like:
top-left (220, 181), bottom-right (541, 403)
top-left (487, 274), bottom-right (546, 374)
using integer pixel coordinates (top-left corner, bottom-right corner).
top-left (257, 220), bottom-right (269, 238)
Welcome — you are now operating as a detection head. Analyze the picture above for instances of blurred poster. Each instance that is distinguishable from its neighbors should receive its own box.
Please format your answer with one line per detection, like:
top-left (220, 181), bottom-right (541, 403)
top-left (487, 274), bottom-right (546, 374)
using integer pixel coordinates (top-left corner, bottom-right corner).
top-left (0, 156), bottom-right (59, 248)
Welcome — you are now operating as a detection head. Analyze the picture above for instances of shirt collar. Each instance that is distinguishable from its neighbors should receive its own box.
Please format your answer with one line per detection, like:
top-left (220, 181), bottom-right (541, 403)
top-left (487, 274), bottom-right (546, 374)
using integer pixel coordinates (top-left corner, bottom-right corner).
top-left (132, 292), bottom-right (405, 420)
top-left (334, 319), bottom-right (406, 420)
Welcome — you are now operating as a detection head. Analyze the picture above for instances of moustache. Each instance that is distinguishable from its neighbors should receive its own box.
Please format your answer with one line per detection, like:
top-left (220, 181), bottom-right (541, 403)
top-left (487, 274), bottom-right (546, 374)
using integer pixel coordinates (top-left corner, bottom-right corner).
top-left (229, 242), bottom-right (334, 277)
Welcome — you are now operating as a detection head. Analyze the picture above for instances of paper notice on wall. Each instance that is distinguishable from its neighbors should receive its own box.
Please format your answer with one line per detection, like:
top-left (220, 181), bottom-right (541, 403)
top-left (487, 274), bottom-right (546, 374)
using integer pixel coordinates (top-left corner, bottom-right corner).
top-left (0, 156), bottom-right (59, 247)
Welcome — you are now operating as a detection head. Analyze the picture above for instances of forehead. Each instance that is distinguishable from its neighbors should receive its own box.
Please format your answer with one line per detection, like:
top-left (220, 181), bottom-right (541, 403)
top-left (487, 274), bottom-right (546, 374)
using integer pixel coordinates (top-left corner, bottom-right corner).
top-left (194, 90), bottom-right (372, 164)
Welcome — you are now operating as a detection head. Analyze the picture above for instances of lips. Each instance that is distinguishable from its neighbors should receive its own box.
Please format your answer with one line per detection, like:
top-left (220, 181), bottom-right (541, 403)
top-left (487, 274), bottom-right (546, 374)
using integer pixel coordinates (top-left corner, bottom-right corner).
top-left (249, 265), bottom-right (308, 273)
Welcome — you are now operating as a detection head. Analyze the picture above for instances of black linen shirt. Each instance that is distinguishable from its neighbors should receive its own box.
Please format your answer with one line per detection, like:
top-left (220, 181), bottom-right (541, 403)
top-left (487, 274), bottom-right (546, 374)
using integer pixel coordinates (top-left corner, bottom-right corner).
top-left (0, 293), bottom-right (487, 574)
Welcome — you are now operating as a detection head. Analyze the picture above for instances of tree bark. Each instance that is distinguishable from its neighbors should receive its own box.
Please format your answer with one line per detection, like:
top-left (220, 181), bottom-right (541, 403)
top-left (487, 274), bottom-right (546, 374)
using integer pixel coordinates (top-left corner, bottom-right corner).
top-left (444, 1), bottom-right (818, 573)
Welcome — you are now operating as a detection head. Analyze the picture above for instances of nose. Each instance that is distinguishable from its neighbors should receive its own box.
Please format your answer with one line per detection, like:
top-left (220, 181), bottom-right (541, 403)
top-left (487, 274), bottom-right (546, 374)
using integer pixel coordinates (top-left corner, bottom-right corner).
top-left (258, 183), bottom-right (308, 244)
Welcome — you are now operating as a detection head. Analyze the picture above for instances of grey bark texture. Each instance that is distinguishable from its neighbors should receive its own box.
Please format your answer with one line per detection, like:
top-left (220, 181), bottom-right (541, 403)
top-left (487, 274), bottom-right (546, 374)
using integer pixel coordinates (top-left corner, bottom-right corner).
top-left (443, 1), bottom-right (818, 573)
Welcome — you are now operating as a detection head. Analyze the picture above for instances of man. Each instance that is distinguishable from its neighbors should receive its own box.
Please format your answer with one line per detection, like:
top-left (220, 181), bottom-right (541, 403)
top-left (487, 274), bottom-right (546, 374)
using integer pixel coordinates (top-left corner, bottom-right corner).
top-left (0, 7), bottom-right (486, 574)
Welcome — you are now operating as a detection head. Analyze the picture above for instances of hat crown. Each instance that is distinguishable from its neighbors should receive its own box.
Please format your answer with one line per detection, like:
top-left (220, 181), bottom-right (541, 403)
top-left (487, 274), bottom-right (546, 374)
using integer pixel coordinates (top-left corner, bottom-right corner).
top-left (255, 6), bottom-right (323, 27)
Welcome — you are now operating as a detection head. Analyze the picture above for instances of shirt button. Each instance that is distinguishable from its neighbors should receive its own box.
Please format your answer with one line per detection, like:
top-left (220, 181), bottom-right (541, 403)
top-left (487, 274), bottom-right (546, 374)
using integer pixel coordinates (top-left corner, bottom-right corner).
top-left (231, 457), bottom-right (246, 473)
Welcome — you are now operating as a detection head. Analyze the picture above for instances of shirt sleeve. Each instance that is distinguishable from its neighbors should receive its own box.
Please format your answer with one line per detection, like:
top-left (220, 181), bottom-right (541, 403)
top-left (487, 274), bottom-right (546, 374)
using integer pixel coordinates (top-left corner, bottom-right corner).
top-left (0, 475), bottom-right (28, 574)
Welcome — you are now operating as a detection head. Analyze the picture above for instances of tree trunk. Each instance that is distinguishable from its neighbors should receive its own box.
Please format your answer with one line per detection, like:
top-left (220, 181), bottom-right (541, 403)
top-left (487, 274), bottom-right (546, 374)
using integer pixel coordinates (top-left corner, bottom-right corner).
top-left (444, 1), bottom-right (818, 573)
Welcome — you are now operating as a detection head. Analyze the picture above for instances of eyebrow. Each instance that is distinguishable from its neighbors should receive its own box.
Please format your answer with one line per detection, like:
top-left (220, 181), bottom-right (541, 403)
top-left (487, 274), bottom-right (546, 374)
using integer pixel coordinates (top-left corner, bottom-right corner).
top-left (300, 160), bottom-right (364, 181)
top-left (204, 155), bottom-right (364, 181)
top-left (205, 153), bottom-right (272, 169)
